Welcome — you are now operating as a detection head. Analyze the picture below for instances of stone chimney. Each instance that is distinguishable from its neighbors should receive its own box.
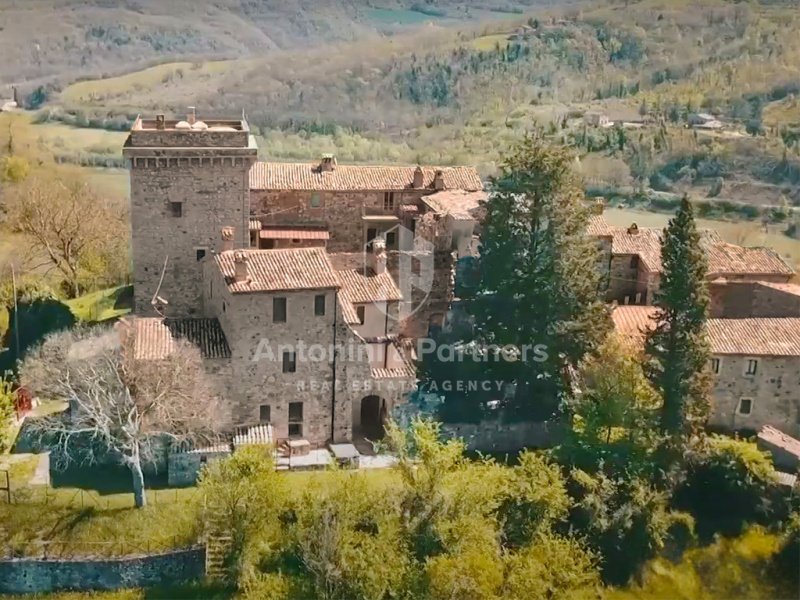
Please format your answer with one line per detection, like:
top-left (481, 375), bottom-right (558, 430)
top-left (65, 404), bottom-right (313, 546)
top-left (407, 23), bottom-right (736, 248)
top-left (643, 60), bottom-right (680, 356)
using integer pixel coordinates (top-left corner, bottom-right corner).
top-left (627, 223), bottom-right (639, 235)
top-left (592, 198), bottom-right (605, 215)
top-left (155, 114), bottom-right (166, 130)
top-left (233, 250), bottom-right (250, 283)
top-left (221, 226), bottom-right (235, 252)
top-left (320, 154), bottom-right (337, 172)
top-left (369, 238), bottom-right (387, 275)
top-left (433, 169), bottom-right (446, 191)
top-left (413, 166), bottom-right (425, 188)
top-left (187, 106), bottom-right (196, 126)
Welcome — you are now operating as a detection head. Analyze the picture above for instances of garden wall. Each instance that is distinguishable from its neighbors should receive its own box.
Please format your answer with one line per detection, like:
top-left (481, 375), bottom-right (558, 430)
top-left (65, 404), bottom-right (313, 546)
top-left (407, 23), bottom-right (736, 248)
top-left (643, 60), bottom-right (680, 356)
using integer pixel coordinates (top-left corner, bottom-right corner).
top-left (441, 420), bottom-right (564, 453)
top-left (0, 546), bottom-right (204, 594)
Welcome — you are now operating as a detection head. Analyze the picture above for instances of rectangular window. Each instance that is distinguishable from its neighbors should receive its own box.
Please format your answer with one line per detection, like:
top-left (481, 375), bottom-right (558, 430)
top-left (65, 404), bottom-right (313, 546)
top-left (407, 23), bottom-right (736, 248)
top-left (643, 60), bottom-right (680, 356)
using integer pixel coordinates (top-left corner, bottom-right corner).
top-left (196, 248), bottom-right (207, 261)
top-left (259, 405), bottom-right (271, 423)
top-left (737, 398), bottom-right (753, 416)
top-left (367, 227), bottom-right (377, 250)
top-left (288, 423), bottom-right (303, 437)
top-left (282, 352), bottom-right (296, 373)
top-left (383, 192), bottom-right (395, 211)
top-left (169, 201), bottom-right (183, 217)
top-left (289, 401), bottom-right (303, 422)
top-left (630, 255), bottom-right (639, 269)
top-left (273, 297), bottom-right (287, 323)
top-left (710, 358), bottom-right (721, 374)
top-left (356, 305), bottom-right (366, 325)
top-left (310, 193), bottom-right (321, 208)
top-left (314, 294), bottom-right (326, 316)
top-left (385, 231), bottom-right (397, 249)
top-left (745, 359), bottom-right (758, 376)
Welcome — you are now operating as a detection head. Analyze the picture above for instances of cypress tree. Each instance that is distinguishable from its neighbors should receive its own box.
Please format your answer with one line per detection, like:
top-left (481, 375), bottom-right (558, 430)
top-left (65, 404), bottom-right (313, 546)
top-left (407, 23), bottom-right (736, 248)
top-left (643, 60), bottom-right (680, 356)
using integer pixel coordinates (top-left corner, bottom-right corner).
top-left (471, 135), bottom-right (610, 420)
top-left (645, 196), bottom-right (711, 445)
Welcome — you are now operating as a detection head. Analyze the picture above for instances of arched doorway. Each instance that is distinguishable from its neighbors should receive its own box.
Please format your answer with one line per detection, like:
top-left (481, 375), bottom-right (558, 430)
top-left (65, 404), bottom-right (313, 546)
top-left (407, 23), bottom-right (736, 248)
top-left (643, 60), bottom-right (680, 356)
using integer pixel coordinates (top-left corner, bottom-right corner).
top-left (360, 395), bottom-right (387, 440)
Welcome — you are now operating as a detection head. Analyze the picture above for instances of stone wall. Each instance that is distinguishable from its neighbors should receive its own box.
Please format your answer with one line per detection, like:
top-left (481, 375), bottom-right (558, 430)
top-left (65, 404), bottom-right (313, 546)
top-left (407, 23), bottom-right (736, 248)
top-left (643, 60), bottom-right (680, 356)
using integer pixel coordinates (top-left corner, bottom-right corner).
top-left (251, 190), bottom-right (429, 253)
top-left (125, 144), bottom-right (257, 317)
top-left (711, 281), bottom-right (800, 318)
top-left (709, 354), bottom-right (800, 437)
top-left (441, 420), bottom-right (565, 453)
top-left (0, 547), bottom-right (204, 595)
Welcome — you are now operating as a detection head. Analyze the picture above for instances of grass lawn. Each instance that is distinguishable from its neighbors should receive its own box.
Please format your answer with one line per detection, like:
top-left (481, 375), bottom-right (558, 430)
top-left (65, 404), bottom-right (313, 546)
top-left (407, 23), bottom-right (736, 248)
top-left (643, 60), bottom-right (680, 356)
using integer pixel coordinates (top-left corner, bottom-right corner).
top-left (64, 285), bottom-right (132, 324)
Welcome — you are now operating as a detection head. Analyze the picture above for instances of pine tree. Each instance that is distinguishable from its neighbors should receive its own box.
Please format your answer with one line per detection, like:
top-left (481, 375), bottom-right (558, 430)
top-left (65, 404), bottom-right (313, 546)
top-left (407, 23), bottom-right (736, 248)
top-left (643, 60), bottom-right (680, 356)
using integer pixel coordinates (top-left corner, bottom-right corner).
top-left (471, 135), bottom-right (610, 420)
top-left (645, 196), bottom-right (711, 445)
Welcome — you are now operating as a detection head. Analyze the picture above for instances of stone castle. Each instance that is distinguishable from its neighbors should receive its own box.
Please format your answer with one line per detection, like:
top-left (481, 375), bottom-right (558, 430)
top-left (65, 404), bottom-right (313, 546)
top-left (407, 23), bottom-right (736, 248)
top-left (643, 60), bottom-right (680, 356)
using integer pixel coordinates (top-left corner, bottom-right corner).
top-left (123, 112), bottom-right (800, 450)
top-left (123, 113), bottom-right (485, 446)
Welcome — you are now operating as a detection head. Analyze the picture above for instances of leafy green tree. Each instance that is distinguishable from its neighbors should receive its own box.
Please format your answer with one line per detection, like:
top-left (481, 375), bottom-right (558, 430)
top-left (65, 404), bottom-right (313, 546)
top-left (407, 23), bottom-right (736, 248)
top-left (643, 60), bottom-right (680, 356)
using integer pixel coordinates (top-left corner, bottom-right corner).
top-left (199, 446), bottom-right (288, 583)
top-left (559, 336), bottom-right (660, 475)
top-left (471, 135), bottom-right (610, 419)
top-left (645, 196), bottom-right (711, 450)
top-left (502, 533), bottom-right (601, 600)
top-left (674, 436), bottom-right (784, 540)
top-left (568, 469), bottom-right (695, 585)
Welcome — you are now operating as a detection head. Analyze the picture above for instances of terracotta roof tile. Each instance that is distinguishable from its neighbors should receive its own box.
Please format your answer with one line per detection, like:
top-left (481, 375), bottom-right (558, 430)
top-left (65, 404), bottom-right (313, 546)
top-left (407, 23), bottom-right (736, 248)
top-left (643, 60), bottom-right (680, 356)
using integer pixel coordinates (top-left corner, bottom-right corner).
top-left (134, 317), bottom-right (231, 360)
top-left (597, 223), bottom-right (792, 277)
top-left (612, 307), bottom-right (800, 356)
top-left (249, 218), bottom-right (261, 231)
top-left (757, 281), bottom-right (800, 297)
top-left (705, 243), bottom-right (794, 277)
top-left (706, 318), bottom-right (800, 356)
top-left (586, 214), bottom-right (613, 237)
top-left (216, 248), bottom-right (340, 293)
top-left (249, 162), bottom-right (483, 192)
top-left (337, 268), bottom-right (402, 325)
top-left (422, 190), bottom-right (488, 220)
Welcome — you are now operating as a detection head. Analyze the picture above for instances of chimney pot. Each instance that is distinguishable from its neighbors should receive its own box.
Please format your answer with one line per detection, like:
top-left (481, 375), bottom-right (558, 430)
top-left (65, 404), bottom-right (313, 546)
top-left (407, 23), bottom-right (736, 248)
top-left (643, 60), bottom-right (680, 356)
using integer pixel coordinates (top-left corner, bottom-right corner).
top-left (413, 166), bottom-right (425, 188)
top-left (233, 250), bottom-right (250, 283)
top-left (221, 226), bottom-right (235, 252)
top-left (627, 223), bottom-right (639, 235)
top-left (433, 169), bottom-right (446, 191)
top-left (320, 154), bottom-right (336, 172)
top-left (155, 114), bottom-right (166, 130)
top-left (369, 238), bottom-right (387, 275)
top-left (187, 106), bottom-right (196, 126)
top-left (592, 198), bottom-right (604, 215)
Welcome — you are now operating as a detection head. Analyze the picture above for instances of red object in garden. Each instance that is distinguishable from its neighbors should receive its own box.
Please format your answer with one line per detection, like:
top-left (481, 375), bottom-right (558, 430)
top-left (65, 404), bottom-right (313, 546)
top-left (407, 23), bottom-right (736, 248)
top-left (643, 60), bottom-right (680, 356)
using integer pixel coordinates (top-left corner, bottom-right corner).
top-left (14, 386), bottom-right (32, 418)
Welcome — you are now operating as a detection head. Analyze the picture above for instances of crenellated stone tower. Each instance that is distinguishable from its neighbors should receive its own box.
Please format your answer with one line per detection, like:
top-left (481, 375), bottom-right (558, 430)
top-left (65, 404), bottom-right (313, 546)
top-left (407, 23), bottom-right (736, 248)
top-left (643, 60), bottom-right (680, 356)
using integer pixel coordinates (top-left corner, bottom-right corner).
top-left (123, 113), bottom-right (258, 316)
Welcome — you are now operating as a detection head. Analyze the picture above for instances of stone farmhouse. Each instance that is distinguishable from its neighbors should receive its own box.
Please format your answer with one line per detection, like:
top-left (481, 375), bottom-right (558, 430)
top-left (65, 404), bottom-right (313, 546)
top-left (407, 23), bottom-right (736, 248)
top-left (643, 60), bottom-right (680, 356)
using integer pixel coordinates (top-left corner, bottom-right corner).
top-left (613, 306), bottom-right (800, 438)
top-left (591, 205), bottom-right (800, 438)
top-left (122, 114), bottom-right (486, 447)
top-left (587, 208), bottom-right (794, 307)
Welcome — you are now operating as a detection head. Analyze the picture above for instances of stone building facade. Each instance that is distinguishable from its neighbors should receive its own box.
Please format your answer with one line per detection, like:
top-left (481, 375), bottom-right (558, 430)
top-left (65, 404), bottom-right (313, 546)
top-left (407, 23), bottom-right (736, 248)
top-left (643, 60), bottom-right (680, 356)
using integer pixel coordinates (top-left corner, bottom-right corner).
top-left (612, 306), bottom-right (800, 438)
top-left (587, 208), bottom-right (794, 305)
top-left (124, 115), bottom-right (483, 446)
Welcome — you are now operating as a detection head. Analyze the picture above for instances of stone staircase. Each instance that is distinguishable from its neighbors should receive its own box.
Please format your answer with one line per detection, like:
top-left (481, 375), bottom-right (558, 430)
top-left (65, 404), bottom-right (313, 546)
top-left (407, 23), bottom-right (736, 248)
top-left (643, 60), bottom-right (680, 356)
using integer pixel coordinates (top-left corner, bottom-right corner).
top-left (204, 533), bottom-right (232, 580)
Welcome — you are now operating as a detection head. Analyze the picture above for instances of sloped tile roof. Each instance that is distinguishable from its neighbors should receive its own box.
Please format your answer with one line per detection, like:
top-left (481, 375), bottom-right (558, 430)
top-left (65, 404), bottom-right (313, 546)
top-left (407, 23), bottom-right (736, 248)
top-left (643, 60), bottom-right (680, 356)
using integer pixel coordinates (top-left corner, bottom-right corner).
top-left (757, 281), bottom-right (800, 297)
top-left (612, 307), bottom-right (800, 357)
top-left (586, 214), bottom-right (613, 237)
top-left (422, 190), bottom-right (488, 220)
top-left (216, 248), bottom-right (340, 293)
top-left (706, 318), bottom-right (800, 356)
top-left (611, 305), bottom-right (658, 345)
top-left (371, 338), bottom-right (417, 380)
top-left (134, 317), bottom-right (231, 360)
top-left (249, 162), bottom-right (483, 192)
top-left (337, 268), bottom-right (402, 325)
top-left (599, 222), bottom-right (792, 277)
top-left (705, 243), bottom-right (794, 277)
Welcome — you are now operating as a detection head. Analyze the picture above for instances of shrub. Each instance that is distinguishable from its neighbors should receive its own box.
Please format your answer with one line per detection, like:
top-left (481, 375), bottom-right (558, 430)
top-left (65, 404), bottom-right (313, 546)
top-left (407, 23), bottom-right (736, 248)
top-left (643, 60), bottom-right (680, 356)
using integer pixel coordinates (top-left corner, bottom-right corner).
top-left (674, 436), bottom-right (783, 540)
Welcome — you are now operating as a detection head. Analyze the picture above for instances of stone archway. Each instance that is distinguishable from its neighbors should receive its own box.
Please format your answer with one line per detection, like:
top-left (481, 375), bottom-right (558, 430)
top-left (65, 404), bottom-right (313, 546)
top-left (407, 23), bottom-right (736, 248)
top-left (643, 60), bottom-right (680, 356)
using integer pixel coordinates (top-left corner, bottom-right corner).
top-left (360, 395), bottom-right (387, 440)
